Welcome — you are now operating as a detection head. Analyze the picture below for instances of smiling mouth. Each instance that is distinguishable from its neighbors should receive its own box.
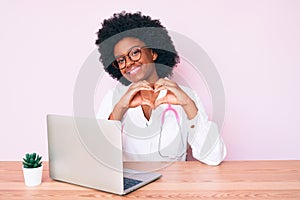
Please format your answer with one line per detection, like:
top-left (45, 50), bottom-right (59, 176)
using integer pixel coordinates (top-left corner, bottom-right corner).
top-left (127, 66), bottom-right (141, 75)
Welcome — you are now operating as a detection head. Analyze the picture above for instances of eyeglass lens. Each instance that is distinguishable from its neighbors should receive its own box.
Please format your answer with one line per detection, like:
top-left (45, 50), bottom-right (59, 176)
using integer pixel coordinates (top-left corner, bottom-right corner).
top-left (114, 47), bottom-right (143, 70)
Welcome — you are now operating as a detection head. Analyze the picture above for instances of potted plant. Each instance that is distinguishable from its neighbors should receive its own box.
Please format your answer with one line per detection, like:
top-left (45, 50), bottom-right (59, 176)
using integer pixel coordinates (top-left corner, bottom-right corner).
top-left (22, 152), bottom-right (43, 186)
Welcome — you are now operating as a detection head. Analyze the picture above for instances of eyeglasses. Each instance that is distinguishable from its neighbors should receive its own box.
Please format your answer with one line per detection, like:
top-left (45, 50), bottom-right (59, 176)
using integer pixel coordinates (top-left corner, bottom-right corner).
top-left (112, 46), bottom-right (148, 70)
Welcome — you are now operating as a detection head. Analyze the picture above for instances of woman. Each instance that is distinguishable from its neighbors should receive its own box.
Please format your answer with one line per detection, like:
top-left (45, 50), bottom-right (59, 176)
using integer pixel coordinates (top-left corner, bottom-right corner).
top-left (96, 11), bottom-right (226, 165)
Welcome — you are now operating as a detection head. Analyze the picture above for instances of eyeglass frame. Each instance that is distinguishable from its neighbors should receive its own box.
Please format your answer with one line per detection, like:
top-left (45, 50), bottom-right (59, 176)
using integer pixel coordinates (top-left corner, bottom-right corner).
top-left (112, 46), bottom-right (149, 70)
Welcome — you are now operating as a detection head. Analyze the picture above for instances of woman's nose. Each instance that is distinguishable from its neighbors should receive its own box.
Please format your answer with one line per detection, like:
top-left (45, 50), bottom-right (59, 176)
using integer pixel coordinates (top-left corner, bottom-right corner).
top-left (125, 56), bottom-right (134, 68)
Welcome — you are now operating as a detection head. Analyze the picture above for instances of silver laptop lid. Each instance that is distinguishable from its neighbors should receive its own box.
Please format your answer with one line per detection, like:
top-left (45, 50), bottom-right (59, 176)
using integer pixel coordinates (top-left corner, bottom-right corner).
top-left (47, 114), bottom-right (124, 195)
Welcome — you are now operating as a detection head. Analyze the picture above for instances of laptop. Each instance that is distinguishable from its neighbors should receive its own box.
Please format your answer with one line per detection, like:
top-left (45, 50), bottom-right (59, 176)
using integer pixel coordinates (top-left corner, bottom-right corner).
top-left (46, 114), bottom-right (161, 195)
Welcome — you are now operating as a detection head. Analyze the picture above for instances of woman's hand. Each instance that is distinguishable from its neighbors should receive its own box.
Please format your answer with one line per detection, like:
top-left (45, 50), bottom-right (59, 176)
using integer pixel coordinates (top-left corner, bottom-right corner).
top-left (109, 79), bottom-right (198, 120)
top-left (154, 79), bottom-right (198, 119)
top-left (123, 81), bottom-right (156, 108)
top-left (109, 81), bottom-right (154, 120)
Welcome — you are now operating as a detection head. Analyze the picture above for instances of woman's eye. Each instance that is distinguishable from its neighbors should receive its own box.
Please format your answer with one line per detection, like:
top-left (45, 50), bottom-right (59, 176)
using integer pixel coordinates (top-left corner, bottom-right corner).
top-left (131, 49), bottom-right (140, 56)
top-left (117, 57), bottom-right (125, 64)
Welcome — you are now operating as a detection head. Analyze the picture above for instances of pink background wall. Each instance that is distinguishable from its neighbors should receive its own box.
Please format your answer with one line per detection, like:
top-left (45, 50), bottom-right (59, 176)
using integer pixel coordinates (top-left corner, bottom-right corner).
top-left (1, 0), bottom-right (299, 160)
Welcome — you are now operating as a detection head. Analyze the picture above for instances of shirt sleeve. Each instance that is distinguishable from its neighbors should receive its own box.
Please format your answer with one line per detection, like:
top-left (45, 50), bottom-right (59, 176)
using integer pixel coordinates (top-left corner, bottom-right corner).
top-left (96, 85), bottom-right (127, 122)
top-left (185, 88), bottom-right (227, 165)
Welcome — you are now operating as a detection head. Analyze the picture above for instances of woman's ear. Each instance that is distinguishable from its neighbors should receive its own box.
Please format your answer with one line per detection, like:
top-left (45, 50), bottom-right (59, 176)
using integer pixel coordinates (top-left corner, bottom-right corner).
top-left (151, 50), bottom-right (158, 61)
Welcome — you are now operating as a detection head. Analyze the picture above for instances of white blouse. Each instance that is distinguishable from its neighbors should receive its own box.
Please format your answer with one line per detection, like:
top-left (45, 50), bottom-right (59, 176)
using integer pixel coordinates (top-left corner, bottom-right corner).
top-left (97, 83), bottom-right (227, 165)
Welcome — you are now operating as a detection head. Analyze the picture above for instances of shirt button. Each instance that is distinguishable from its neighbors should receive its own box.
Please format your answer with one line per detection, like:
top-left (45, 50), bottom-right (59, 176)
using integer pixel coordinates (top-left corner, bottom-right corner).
top-left (190, 125), bottom-right (195, 128)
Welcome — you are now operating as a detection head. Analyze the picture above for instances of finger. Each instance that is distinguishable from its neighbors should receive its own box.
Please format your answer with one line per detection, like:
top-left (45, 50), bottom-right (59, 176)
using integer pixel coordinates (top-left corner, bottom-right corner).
top-left (154, 97), bottom-right (168, 109)
top-left (154, 79), bottom-right (165, 89)
top-left (139, 86), bottom-right (154, 91)
top-left (154, 84), bottom-right (173, 93)
top-left (129, 86), bottom-right (153, 97)
top-left (154, 78), bottom-right (175, 88)
top-left (140, 81), bottom-right (155, 91)
top-left (130, 80), bottom-right (153, 90)
top-left (129, 93), bottom-right (142, 106)
top-left (141, 80), bottom-right (156, 89)
top-left (154, 84), bottom-right (164, 93)
top-left (141, 99), bottom-right (154, 109)
top-left (147, 82), bottom-right (155, 89)
top-left (153, 80), bottom-right (169, 92)
top-left (154, 79), bottom-right (177, 93)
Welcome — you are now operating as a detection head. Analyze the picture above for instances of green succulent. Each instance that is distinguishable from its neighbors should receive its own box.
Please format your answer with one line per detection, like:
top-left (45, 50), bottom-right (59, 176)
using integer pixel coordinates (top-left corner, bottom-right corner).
top-left (22, 153), bottom-right (42, 168)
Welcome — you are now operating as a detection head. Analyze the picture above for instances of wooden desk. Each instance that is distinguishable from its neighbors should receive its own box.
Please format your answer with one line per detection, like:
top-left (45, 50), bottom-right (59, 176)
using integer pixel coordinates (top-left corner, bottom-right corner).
top-left (0, 161), bottom-right (299, 200)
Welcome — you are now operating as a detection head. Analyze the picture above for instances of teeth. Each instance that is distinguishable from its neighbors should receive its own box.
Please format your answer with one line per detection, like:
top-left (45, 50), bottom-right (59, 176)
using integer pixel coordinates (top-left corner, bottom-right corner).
top-left (129, 67), bottom-right (140, 74)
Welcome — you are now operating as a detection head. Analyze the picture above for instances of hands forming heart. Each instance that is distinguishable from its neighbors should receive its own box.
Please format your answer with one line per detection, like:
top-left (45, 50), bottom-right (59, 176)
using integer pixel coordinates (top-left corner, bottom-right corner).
top-left (110, 79), bottom-right (198, 121)
top-left (128, 79), bottom-right (189, 109)
top-left (138, 83), bottom-right (159, 108)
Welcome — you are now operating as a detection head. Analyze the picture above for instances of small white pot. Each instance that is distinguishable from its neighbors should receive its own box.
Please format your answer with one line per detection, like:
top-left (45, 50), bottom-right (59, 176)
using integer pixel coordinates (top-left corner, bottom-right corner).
top-left (22, 165), bottom-right (43, 186)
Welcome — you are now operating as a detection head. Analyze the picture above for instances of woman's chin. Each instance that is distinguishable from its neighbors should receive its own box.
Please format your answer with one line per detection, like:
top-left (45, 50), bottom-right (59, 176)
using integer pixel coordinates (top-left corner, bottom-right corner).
top-left (126, 74), bottom-right (144, 83)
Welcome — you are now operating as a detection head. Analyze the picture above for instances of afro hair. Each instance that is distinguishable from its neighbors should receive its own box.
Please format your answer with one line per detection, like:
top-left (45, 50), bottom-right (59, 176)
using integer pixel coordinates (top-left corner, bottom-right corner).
top-left (95, 11), bottom-right (180, 85)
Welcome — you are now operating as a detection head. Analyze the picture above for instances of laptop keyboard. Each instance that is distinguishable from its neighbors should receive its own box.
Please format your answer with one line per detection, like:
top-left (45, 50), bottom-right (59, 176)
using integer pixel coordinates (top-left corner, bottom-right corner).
top-left (123, 177), bottom-right (142, 190)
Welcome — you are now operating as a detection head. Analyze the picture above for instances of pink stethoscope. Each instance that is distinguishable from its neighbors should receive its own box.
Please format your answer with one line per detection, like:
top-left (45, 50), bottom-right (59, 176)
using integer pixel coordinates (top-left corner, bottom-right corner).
top-left (158, 104), bottom-right (185, 159)
top-left (161, 104), bottom-right (180, 125)
top-left (121, 103), bottom-right (186, 160)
